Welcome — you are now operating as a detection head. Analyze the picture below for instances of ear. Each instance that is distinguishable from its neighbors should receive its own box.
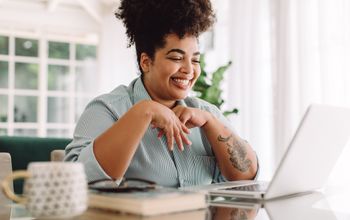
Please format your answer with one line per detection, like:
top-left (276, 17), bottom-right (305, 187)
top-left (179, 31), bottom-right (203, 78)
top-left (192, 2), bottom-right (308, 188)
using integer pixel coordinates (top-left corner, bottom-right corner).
top-left (140, 52), bottom-right (151, 73)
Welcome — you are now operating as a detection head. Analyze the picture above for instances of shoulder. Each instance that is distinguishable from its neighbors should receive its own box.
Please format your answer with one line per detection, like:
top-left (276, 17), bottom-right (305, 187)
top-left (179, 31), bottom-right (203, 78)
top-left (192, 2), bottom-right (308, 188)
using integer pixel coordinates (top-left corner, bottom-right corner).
top-left (91, 85), bottom-right (130, 106)
top-left (85, 81), bottom-right (135, 116)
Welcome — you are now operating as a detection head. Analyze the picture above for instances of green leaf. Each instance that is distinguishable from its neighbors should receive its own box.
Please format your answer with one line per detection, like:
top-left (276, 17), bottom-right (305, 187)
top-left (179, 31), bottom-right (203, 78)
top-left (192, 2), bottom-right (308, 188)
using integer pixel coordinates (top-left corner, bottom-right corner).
top-left (211, 61), bottom-right (232, 87)
top-left (223, 108), bottom-right (239, 117)
top-left (193, 55), bottom-right (238, 115)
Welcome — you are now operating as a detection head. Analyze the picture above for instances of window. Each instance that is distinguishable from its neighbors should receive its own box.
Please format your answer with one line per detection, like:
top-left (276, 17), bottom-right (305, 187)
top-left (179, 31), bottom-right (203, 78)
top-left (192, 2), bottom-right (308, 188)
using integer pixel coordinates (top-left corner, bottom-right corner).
top-left (0, 35), bottom-right (97, 138)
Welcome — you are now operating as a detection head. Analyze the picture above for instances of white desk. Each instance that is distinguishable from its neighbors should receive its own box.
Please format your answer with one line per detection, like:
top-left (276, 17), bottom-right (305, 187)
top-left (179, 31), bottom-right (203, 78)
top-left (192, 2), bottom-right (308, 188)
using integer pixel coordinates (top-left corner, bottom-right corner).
top-left (2, 187), bottom-right (350, 220)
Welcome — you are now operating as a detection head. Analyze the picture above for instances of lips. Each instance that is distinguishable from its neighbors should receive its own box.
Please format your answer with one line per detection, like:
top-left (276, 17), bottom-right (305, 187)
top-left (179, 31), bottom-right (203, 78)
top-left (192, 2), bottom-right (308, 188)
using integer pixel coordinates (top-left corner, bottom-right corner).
top-left (171, 77), bottom-right (192, 90)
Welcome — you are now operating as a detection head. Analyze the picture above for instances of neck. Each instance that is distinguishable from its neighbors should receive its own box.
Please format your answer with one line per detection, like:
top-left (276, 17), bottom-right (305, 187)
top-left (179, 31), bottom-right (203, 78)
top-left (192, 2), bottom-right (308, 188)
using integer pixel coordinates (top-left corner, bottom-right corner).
top-left (142, 77), bottom-right (176, 108)
top-left (157, 99), bottom-right (177, 109)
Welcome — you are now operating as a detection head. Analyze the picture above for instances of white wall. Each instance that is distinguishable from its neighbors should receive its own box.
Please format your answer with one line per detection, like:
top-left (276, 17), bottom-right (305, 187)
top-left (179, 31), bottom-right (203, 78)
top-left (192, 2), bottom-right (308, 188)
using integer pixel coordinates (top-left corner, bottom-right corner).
top-left (98, 12), bottom-right (137, 94)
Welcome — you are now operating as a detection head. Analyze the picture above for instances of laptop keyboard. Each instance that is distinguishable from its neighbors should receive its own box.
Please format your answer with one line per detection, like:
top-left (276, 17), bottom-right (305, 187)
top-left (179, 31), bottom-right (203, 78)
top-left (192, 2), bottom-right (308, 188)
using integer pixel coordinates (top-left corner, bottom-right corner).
top-left (223, 183), bottom-right (267, 192)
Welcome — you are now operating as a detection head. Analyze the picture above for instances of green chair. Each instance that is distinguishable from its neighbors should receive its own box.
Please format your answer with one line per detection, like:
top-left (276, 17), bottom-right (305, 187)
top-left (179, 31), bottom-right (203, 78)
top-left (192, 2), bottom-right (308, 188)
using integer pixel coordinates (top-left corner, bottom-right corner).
top-left (0, 136), bottom-right (71, 194)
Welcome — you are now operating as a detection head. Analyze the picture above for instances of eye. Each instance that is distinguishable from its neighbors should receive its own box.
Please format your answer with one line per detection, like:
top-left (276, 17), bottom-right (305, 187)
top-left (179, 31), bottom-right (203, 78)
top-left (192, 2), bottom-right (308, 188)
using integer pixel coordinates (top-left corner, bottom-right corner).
top-left (168, 57), bottom-right (183, 61)
top-left (192, 59), bottom-right (200, 64)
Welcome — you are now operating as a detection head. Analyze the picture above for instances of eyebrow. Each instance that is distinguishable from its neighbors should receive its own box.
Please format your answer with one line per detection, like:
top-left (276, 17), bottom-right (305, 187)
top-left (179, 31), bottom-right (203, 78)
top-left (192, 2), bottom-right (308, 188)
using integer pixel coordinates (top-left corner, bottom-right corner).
top-left (166, 49), bottom-right (200, 56)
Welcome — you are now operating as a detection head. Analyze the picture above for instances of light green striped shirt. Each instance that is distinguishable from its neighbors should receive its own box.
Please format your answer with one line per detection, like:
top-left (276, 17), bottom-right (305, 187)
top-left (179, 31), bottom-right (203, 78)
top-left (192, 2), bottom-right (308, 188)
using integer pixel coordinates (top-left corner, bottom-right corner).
top-left (65, 77), bottom-right (252, 187)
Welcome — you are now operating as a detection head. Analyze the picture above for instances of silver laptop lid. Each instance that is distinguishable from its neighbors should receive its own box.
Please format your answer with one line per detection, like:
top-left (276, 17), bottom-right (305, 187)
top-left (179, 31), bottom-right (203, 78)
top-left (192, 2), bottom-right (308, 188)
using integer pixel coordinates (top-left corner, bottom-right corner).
top-left (265, 104), bottom-right (350, 199)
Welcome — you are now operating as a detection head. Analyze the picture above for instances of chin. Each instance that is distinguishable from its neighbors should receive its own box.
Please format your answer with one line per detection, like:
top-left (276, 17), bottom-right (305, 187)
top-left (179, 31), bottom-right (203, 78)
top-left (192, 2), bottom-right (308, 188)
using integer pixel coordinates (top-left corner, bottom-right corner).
top-left (168, 87), bottom-right (191, 100)
top-left (173, 93), bottom-right (188, 100)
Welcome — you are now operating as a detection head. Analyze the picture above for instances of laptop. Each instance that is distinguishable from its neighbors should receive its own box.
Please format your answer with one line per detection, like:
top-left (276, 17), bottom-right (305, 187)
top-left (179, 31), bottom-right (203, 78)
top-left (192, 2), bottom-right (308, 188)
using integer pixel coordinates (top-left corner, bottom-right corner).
top-left (184, 104), bottom-right (350, 200)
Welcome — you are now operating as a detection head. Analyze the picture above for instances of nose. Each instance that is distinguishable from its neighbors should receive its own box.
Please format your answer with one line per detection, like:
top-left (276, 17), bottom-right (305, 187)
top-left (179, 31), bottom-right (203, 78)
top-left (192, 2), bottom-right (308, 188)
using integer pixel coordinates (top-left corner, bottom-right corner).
top-left (180, 59), bottom-right (194, 75)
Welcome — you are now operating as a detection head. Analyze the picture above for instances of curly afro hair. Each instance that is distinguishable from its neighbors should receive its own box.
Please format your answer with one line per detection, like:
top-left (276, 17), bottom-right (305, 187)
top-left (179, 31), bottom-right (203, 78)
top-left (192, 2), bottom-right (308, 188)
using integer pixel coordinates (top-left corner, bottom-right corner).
top-left (115, 0), bottom-right (216, 74)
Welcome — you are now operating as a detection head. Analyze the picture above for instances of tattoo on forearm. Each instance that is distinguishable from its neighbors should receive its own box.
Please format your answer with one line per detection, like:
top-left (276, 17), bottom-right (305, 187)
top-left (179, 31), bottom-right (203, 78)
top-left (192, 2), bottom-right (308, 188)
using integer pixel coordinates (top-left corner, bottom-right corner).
top-left (217, 134), bottom-right (252, 172)
top-left (217, 134), bottom-right (233, 142)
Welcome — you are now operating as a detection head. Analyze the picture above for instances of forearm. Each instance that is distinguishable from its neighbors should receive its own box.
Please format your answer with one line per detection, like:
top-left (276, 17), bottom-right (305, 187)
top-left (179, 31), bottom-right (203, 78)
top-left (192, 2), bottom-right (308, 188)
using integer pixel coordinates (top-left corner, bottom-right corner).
top-left (94, 100), bottom-right (153, 179)
top-left (202, 114), bottom-right (258, 181)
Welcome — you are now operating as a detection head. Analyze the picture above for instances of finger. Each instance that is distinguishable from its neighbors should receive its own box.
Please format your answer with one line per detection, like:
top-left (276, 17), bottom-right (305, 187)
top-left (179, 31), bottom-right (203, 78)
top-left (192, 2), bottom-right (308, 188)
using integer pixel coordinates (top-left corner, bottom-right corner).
top-left (173, 111), bottom-right (192, 131)
top-left (172, 106), bottom-right (182, 117)
top-left (173, 108), bottom-right (187, 123)
top-left (174, 127), bottom-right (184, 151)
top-left (157, 130), bottom-right (164, 138)
top-left (181, 123), bottom-right (191, 134)
top-left (179, 112), bottom-right (192, 125)
top-left (185, 122), bottom-right (196, 129)
top-left (177, 121), bottom-right (191, 146)
top-left (171, 105), bottom-right (182, 111)
top-left (180, 129), bottom-right (192, 146)
top-left (165, 128), bottom-right (174, 151)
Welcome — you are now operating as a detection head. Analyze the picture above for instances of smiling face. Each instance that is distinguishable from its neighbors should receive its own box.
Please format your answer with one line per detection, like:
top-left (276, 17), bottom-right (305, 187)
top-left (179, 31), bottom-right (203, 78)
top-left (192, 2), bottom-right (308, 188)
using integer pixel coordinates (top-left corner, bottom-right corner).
top-left (141, 34), bottom-right (201, 108)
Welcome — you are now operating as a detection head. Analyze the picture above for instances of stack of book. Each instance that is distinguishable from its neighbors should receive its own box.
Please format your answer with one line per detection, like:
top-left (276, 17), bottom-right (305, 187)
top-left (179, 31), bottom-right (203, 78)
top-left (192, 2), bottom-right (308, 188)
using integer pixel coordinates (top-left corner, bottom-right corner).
top-left (88, 187), bottom-right (207, 216)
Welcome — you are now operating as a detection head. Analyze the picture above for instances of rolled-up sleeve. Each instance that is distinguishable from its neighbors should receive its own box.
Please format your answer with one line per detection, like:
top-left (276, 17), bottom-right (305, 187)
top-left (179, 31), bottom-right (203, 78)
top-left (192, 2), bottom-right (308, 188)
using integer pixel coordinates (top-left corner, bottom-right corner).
top-left (64, 97), bottom-right (118, 182)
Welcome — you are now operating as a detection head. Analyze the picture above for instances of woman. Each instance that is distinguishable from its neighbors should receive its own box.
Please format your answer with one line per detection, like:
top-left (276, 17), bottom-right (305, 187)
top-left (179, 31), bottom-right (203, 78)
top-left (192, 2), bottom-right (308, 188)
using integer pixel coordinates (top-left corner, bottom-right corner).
top-left (65, 0), bottom-right (258, 187)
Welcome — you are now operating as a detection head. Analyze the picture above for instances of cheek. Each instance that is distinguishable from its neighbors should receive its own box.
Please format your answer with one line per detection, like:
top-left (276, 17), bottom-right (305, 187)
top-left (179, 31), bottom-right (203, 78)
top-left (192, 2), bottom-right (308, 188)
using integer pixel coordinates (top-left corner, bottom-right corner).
top-left (161, 67), bottom-right (178, 79)
top-left (155, 62), bottom-right (176, 77)
top-left (194, 66), bottom-right (201, 79)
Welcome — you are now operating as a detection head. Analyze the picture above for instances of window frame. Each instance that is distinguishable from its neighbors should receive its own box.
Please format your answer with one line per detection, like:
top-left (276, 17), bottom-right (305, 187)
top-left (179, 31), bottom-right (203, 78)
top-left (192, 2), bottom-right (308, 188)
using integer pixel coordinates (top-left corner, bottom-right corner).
top-left (0, 31), bottom-right (98, 137)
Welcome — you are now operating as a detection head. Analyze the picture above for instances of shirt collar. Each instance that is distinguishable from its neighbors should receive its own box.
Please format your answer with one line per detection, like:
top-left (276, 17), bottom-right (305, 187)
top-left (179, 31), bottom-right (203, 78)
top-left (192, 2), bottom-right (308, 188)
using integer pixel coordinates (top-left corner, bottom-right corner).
top-left (131, 77), bottom-right (152, 104)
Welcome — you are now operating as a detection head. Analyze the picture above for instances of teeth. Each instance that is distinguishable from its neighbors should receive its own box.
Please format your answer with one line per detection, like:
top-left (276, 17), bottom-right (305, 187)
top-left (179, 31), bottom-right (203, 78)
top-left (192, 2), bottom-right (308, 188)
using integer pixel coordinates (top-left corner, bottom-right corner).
top-left (173, 78), bottom-right (189, 85)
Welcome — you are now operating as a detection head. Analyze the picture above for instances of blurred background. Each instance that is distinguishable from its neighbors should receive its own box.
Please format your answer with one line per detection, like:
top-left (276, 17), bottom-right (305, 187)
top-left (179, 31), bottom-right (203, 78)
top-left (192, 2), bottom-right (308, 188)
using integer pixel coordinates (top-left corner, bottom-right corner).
top-left (0, 0), bottom-right (350, 182)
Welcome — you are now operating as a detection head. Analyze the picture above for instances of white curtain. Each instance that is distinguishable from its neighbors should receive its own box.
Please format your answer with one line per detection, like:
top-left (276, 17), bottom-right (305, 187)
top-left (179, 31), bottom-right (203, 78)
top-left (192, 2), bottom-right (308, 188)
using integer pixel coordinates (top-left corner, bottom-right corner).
top-left (225, 0), bottom-right (350, 182)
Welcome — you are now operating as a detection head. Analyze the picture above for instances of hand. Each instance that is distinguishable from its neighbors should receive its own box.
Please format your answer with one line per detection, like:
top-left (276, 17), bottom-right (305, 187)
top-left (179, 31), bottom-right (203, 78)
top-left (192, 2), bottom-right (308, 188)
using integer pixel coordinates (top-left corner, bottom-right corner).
top-left (172, 105), bottom-right (211, 129)
top-left (147, 101), bottom-right (192, 151)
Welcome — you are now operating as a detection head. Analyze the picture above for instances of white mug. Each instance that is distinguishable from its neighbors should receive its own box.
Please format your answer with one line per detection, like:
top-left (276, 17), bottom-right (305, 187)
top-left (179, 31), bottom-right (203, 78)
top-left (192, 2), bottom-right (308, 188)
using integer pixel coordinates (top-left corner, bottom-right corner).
top-left (1, 162), bottom-right (87, 218)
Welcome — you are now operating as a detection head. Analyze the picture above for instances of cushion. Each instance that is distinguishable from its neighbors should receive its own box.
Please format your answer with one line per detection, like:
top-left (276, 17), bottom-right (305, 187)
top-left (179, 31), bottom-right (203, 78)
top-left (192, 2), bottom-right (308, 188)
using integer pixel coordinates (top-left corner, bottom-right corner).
top-left (0, 136), bottom-right (71, 194)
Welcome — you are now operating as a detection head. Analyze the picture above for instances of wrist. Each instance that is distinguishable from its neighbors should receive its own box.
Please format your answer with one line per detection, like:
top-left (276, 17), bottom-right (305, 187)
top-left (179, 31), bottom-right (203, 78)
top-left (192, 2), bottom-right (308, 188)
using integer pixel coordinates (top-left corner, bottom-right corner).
top-left (136, 100), bottom-right (156, 122)
top-left (202, 111), bottom-right (216, 128)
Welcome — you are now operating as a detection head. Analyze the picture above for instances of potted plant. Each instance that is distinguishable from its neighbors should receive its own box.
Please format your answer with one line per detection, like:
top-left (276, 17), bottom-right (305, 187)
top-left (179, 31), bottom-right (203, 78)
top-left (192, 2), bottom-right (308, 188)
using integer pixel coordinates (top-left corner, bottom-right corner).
top-left (193, 55), bottom-right (238, 116)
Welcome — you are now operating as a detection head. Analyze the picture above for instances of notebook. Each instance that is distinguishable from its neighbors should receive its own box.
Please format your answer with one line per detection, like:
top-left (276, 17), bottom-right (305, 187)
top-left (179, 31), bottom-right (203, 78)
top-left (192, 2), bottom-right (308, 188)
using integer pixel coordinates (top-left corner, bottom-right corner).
top-left (88, 187), bottom-right (207, 216)
top-left (184, 104), bottom-right (350, 200)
